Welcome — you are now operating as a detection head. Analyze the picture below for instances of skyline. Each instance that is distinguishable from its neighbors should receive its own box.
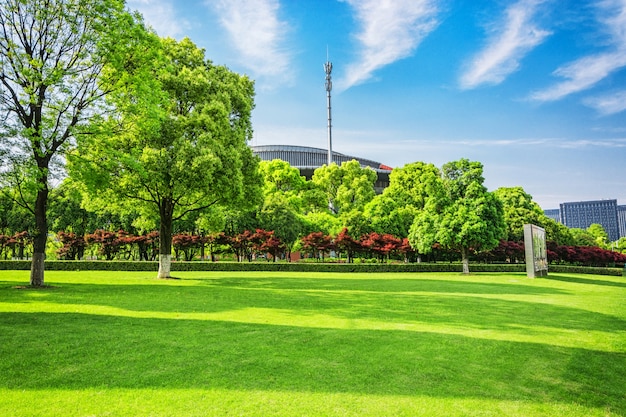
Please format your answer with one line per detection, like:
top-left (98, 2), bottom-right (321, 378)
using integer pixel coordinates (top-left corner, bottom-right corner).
top-left (127, 0), bottom-right (626, 209)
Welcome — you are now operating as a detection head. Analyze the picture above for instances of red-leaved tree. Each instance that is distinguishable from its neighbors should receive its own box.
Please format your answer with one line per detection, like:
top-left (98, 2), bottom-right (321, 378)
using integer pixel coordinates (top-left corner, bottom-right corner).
top-left (300, 231), bottom-right (333, 261)
top-left (334, 228), bottom-right (361, 263)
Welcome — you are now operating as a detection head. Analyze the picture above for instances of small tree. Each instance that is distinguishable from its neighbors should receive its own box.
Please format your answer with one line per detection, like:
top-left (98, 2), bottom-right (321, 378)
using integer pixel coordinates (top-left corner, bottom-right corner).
top-left (300, 232), bottom-right (333, 261)
top-left (85, 230), bottom-right (123, 260)
top-left (251, 229), bottom-right (285, 262)
top-left (56, 231), bottom-right (86, 260)
top-left (334, 227), bottom-right (361, 263)
top-left (172, 233), bottom-right (207, 261)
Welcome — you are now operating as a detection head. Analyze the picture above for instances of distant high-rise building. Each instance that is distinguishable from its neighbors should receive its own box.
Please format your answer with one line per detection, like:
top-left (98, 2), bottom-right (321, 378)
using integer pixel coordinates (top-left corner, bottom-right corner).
top-left (559, 200), bottom-right (620, 242)
top-left (544, 209), bottom-right (560, 223)
top-left (618, 205), bottom-right (626, 240)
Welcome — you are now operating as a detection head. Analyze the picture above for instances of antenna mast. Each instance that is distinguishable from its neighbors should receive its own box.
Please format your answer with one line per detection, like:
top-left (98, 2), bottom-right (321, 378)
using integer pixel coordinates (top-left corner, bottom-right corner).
top-left (324, 53), bottom-right (333, 166)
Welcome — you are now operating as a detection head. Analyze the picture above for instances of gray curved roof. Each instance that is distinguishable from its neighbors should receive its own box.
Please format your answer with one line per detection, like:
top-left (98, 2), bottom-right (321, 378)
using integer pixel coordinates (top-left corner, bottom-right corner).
top-left (250, 144), bottom-right (392, 172)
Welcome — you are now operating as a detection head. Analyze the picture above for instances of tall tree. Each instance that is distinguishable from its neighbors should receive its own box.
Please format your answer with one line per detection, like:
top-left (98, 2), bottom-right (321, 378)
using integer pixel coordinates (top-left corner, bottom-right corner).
top-left (365, 161), bottom-right (440, 241)
top-left (409, 159), bottom-right (506, 274)
top-left (258, 159), bottom-right (307, 210)
top-left (0, 0), bottom-right (140, 286)
top-left (493, 186), bottom-right (547, 241)
top-left (69, 37), bottom-right (261, 278)
top-left (312, 160), bottom-right (376, 215)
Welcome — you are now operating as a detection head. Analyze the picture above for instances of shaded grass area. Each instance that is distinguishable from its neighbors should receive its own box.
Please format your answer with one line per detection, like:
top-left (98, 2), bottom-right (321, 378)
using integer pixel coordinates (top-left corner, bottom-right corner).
top-left (1, 271), bottom-right (625, 416)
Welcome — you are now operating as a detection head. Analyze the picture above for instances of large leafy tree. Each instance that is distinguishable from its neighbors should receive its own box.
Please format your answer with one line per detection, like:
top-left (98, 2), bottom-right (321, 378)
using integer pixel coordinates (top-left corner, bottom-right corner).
top-left (365, 161), bottom-right (440, 239)
top-left (312, 160), bottom-right (376, 215)
top-left (70, 37), bottom-right (261, 278)
top-left (409, 159), bottom-right (506, 274)
top-left (493, 186), bottom-right (547, 241)
top-left (258, 159), bottom-right (307, 210)
top-left (0, 0), bottom-right (140, 286)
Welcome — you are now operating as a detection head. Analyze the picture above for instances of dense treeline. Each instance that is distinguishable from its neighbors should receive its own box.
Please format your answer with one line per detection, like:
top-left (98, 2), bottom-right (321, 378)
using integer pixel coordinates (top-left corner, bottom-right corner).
top-left (2, 158), bottom-right (625, 269)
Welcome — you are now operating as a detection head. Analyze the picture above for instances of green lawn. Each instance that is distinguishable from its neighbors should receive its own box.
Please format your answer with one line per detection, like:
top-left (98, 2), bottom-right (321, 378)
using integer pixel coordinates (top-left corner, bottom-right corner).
top-left (1, 270), bottom-right (625, 417)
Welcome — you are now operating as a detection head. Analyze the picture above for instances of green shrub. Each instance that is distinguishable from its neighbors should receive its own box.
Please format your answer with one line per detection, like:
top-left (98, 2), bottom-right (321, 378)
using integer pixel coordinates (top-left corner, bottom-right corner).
top-left (1, 260), bottom-right (623, 275)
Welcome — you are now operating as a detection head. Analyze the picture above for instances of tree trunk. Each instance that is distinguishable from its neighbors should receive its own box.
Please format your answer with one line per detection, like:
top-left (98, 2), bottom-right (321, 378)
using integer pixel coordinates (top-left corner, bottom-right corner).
top-left (461, 247), bottom-right (470, 275)
top-left (158, 198), bottom-right (174, 279)
top-left (30, 183), bottom-right (49, 287)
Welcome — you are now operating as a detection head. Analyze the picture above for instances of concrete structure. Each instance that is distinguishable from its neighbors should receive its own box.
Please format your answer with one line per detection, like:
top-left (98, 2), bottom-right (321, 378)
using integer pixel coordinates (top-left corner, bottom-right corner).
top-left (559, 199), bottom-right (620, 242)
top-left (250, 144), bottom-right (392, 193)
top-left (524, 224), bottom-right (548, 278)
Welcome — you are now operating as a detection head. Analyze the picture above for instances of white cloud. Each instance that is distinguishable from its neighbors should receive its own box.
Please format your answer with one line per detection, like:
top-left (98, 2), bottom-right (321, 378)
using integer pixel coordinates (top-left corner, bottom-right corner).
top-left (209, 0), bottom-right (292, 84)
top-left (584, 90), bottom-right (626, 115)
top-left (459, 0), bottom-right (551, 89)
top-left (530, 0), bottom-right (626, 101)
top-left (127, 0), bottom-right (187, 38)
top-left (338, 0), bottom-right (440, 91)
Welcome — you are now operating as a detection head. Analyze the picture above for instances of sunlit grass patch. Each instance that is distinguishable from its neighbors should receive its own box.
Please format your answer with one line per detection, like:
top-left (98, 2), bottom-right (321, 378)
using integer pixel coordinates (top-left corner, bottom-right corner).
top-left (1, 270), bottom-right (625, 416)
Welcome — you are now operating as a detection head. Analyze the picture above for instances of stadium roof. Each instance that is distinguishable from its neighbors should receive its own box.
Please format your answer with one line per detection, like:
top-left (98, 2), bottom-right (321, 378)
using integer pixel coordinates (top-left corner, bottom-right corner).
top-left (250, 145), bottom-right (393, 173)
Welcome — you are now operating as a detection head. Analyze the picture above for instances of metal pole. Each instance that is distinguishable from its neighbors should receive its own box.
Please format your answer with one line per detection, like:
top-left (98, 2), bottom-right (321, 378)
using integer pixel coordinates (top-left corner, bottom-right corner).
top-left (324, 60), bottom-right (332, 166)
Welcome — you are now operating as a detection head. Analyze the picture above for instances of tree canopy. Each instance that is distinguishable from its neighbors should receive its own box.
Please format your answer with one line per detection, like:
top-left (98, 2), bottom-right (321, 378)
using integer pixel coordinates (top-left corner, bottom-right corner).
top-left (69, 36), bottom-right (261, 278)
top-left (409, 159), bottom-right (506, 274)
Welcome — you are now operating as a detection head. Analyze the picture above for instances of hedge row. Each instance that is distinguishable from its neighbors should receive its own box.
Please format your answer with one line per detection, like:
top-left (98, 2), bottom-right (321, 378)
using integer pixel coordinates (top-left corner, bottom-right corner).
top-left (0, 260), bottom-right (623, 276)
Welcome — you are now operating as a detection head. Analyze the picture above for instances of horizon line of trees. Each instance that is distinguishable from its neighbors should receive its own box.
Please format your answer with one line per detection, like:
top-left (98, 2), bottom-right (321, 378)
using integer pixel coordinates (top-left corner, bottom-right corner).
top-left (2, 225), bottom-right (625, 268)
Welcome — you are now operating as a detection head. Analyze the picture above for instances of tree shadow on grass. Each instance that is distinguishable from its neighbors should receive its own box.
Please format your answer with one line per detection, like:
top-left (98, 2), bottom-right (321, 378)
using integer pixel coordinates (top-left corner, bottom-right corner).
top-left (0, 312), bottom-right (624, 415)
top-left (206, 276), bottom-right (567, 295)
top-left (1, 278), bottom-right (624, 334)
top-left (546, 274), bottom-right (626, 289)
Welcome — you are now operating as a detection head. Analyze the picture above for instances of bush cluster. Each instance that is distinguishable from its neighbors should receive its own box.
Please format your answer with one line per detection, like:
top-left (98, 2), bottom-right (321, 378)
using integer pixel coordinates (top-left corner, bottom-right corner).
top-left (1, 259), bottom-right (622, 276)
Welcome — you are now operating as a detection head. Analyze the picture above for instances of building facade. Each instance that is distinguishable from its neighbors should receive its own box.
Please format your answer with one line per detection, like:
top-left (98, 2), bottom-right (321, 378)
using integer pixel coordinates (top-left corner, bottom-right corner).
top-left (250, 144), bottom-right (392, 193)
top-left (543, 209), bottom-right (560, 223)
top-left (559, 199), bottom-right (620, 242)
top-left (618, 205), bottom-right (626, 240)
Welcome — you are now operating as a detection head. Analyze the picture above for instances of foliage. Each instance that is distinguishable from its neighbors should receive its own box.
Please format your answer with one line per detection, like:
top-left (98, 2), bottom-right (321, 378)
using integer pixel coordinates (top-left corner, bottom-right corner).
top-left (311, 160), bottom-right (376, 215)
top-left (493, 186), bottom-right (549, 241)
top-left (0, 0), bottom-right (145, 286)
top-left (547, 242), bottom-right (626, 267)
top-left (360, 232), bottom-right (402, 261)
top-left (258, 194), bottom-right (306, 248)
top-left (586, 223), bottom-right (609, 248)
top-left (56, 231), bottom-right (86, 260)
top-left (0, 232), bottom-right (31, 260)
top-left (258, 159), bottom-right (307, 211)
top-left (69, 36), bottom-right (261, 278)
top-left (570, 228), bottom-right (598, 247)
top-left (172, 233), bottom-right (207, 261)
top-left (300, 232), bottom-right (333, 260)
top-left (334, 227), bottom-right (361, 263)
top-left (409, 159), bottom-right (507, 274)
top-left (250, 229), bottom-right (286, 262)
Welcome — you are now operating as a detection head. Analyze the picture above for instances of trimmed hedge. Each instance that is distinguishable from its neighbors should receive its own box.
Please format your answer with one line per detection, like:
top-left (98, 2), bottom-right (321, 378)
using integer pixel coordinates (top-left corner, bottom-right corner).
top-left (0, 260), bottom-right (623, 276)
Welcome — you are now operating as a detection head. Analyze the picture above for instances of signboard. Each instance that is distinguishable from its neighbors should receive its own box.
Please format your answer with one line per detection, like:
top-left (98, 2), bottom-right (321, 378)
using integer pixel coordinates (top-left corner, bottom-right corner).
top-left (524, 224), bottom-right (548, 278)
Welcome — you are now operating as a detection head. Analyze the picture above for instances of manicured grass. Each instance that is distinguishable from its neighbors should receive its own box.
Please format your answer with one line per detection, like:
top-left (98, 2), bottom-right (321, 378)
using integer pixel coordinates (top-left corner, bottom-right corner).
top-left (1, 270), bottom-right (625, 416)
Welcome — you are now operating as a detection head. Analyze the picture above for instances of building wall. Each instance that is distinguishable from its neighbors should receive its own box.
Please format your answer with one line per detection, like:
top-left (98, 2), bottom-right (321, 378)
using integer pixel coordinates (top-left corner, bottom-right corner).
top-left (543, 209), bottom-right (560, 223)
top-left (559, 200), bottom-right (620, 242)
top-left (618, 205), bottom-right (626, 239)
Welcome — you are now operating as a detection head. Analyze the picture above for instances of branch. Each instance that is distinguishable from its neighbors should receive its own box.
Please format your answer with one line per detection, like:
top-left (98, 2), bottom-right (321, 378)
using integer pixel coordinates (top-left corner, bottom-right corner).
top-left (172, 198), bottom-right (220, 222)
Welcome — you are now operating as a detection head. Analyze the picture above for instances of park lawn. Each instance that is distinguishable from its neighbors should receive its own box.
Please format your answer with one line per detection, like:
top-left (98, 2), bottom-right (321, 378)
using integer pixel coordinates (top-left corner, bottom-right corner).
top-left (0, 270), bottom-right (625, 417)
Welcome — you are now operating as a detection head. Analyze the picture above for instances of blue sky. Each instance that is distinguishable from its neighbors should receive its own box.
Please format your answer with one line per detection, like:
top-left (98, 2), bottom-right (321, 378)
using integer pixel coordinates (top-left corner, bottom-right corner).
top-left (127, 0), bottom-right (626, 209)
